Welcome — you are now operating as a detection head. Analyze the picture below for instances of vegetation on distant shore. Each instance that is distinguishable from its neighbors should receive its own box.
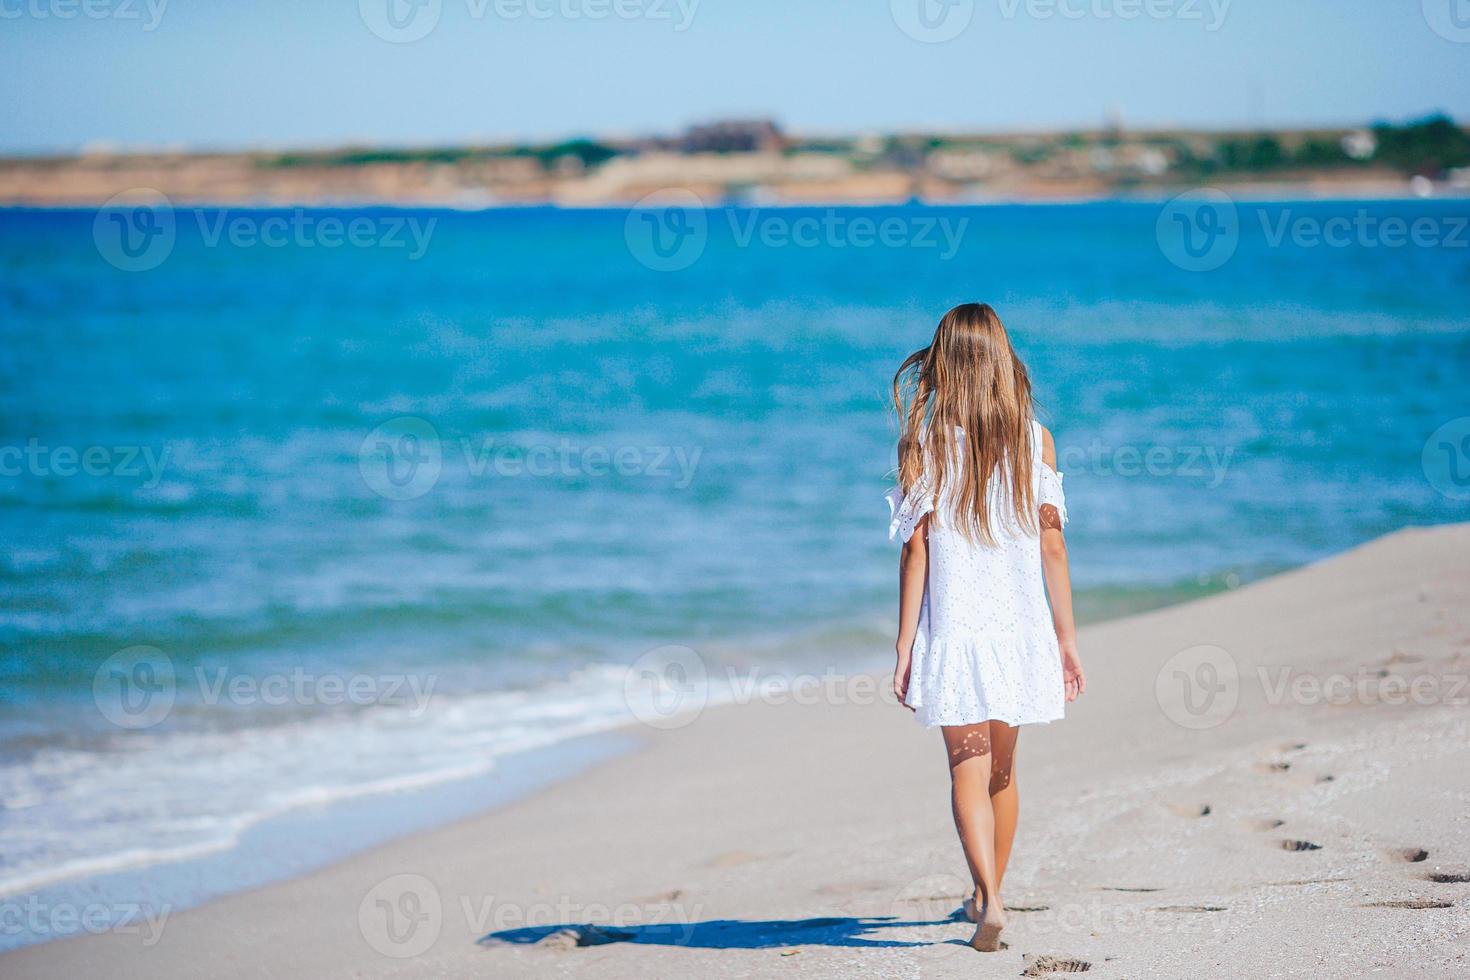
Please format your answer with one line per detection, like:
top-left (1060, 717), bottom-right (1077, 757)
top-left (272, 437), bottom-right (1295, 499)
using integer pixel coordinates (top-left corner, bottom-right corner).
top-left (253, 114), bottom-right (1470, 182)
top-left (6, 114), bottom-right (1465, 207)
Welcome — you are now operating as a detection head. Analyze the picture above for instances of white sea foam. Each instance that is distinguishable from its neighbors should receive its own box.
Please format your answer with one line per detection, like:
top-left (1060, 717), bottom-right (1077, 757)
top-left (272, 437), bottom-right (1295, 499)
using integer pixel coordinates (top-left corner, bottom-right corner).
top-left (0, 664), bottom-right (697, 898)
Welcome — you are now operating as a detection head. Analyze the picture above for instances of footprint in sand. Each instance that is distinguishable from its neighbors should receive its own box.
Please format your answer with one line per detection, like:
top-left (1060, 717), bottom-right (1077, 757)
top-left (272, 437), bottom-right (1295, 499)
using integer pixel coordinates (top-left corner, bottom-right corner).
top-left (1361, 899), bottom-right (1454, 910)
top-left (1424, 871), bottom-right (1470, 883)
top-left (534, 925), bottom-right (635, 949)
top-left (1387, 847), bottom-right (1430, 864)
top-left (1254, 761), bottom-right (1292, 773)
top-left (633, 888), bottom-right (685, 904)
top-left (1280, 839), bottom-right (1322, 852)
top-left (1021, 953), bottom-right (1093, 975)
top-left (1247, 818), bottom-right (1286, 831)
top-left (1167, 802), bottom-right (1212, 817)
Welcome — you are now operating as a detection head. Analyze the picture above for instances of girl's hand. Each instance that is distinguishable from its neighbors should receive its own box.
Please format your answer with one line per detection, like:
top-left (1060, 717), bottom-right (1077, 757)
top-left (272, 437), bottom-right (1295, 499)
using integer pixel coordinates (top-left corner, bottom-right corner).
top-left (1060, 638), bottom-right (1086, 702)
top-left (893, 647), bottom-right (915, 710)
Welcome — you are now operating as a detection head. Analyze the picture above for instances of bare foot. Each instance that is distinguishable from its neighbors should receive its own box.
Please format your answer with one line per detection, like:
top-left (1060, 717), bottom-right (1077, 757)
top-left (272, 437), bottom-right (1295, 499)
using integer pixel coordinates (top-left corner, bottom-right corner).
top-left (961, 895), bottom-right (979, 923)
top-left (968, 890), bottom-right (1006, 952)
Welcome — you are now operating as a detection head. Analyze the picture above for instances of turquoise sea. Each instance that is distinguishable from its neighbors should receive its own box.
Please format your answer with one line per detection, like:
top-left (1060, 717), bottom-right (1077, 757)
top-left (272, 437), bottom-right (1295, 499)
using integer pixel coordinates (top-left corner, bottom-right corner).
top-left (1, 199), bottom-right (1467, 942)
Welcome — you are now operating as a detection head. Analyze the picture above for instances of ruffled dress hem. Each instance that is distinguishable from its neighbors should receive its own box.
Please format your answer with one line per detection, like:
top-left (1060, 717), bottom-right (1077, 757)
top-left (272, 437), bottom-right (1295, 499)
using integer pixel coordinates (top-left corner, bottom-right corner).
top-left (902, 630), bottom-right (1066, 729)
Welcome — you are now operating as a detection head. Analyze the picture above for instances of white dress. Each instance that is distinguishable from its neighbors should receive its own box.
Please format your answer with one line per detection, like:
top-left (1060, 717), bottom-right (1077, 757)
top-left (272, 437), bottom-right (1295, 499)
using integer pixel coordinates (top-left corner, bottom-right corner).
top-left (886, 420), bottom-right (1069, 728)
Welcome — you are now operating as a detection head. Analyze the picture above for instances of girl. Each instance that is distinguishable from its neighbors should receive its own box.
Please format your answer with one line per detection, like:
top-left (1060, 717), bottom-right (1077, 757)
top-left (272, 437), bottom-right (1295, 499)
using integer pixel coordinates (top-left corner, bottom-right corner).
top-left (886, 302), bottom-right (1085, 953)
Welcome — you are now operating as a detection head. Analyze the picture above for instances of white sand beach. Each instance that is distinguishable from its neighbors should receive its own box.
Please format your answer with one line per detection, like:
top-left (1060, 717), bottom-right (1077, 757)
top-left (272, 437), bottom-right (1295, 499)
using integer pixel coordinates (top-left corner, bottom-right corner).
top-left (4, 524), bottom-right (1467, 979)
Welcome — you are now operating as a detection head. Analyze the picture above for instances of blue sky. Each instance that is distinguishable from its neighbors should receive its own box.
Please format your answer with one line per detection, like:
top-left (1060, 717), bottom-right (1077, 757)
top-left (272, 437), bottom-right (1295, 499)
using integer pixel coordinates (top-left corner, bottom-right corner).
top-left (3, 0), bottom-right (1469, 153)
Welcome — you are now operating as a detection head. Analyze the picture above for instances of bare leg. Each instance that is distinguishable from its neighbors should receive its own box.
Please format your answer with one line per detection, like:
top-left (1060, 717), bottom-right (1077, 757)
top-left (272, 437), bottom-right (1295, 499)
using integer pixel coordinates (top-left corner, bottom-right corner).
top-left (942, 724), bottom-right (1007, 951)
top-left (988, 720), bottom-right (1020, 894)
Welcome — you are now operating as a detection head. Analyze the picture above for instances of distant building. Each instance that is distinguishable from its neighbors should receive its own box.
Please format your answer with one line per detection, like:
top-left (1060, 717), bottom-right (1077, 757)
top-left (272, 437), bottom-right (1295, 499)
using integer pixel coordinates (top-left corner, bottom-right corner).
top-left (1342, 130), bottom-right (1376, 161)
top-left (680, 119), bottom-right (784, 154)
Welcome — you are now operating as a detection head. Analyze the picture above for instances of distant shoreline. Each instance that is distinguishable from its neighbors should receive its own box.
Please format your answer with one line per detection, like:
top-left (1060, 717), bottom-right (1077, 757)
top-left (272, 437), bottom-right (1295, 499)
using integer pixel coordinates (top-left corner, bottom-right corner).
top-left (4, 184), bottom-right (1468, 211)
top-left (5, 116), bottom-right (1466, 209)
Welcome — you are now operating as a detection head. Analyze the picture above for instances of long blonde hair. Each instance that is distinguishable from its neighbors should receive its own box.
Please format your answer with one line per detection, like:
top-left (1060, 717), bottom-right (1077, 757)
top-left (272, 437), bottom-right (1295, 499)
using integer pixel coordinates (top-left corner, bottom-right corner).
top-left (892, 303), bottom-right (1036, 545)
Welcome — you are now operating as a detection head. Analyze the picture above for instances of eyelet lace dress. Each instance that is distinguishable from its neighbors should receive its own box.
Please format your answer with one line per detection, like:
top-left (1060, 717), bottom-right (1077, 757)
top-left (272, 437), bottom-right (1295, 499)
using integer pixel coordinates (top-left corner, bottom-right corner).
top-left (885, 420), bottom-right (1069, 728)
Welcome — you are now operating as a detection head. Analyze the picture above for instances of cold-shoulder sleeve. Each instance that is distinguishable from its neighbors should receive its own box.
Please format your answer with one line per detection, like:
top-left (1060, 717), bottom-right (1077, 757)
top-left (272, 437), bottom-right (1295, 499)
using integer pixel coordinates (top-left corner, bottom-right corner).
top-left (886, 477), bottom-right (934, 543)
top-left (1038, 462), bottom-right (1068, 528)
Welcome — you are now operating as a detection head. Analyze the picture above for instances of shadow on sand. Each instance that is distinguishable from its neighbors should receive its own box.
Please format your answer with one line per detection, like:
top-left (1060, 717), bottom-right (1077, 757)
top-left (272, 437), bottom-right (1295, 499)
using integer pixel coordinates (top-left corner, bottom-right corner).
top-left (480, 913), bottom-right (964, 950)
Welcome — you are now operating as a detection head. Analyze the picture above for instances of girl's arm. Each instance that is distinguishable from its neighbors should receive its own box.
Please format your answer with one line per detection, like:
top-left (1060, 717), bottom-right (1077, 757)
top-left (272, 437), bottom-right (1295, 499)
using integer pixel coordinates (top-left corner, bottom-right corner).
top-left (1039, 427), bottom-right (1086, 702)
top-left (894, 514), bottom-right (928, 707)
